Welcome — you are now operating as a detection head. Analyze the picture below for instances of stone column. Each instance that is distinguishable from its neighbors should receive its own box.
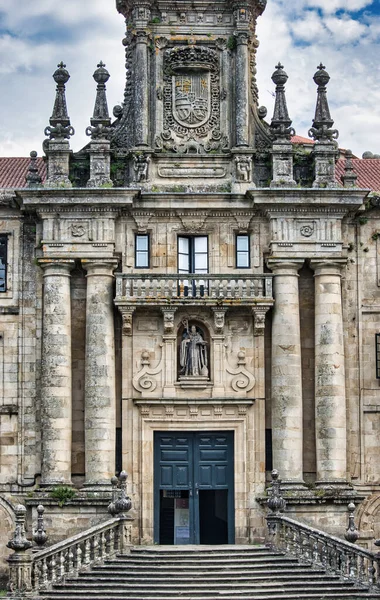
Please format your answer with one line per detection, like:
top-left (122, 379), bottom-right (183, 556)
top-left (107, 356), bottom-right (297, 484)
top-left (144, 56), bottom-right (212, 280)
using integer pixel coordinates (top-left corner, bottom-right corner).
top-left (40, 259), bottom-right (74, 485)
top-left (82, 259), bottom-right (118, 486)
top-left (268, 260), bottom-right (304, 485)
top-left (235, 32), bottom-right (250, 147)
top-left (312, 260), bottom-right (347, 485)
top-left (135, 31), bottom-right (149, 147)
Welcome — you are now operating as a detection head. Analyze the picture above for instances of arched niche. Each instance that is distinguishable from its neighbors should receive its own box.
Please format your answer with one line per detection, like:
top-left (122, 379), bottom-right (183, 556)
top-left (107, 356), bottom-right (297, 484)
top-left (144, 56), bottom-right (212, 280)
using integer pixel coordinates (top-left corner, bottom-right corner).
top-left (177, 319), bottom-right (211, 382)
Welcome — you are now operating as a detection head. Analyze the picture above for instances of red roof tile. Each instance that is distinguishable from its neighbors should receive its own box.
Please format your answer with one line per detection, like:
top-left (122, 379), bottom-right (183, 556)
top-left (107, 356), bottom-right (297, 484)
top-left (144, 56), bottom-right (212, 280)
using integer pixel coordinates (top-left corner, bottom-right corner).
top-left (0, 157), bottom-right (46, 189)
top-left (291, 135), bottom-right (315, 146)
top-left (0, 155), bottom-right (379, 193)
top-left (335, 158), bottom-right (380, 193)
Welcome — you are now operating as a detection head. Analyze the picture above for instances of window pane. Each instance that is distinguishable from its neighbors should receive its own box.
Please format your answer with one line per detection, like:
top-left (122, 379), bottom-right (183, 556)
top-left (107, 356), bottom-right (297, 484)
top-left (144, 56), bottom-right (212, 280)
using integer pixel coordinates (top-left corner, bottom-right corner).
top-left (237, 235), bottom-right (249, 251)
top-left (178, 254), bottom-right (189, 272)
top-left (194, 253), bottom-right (208, 271)
top-left (136, 235), bottom-right (148, 251)
top-left (194, 237), bottom-right (207, 253)
top-left (178, 237), bottom-right (189, 254)
top-left (237, 252), bottom-right (249, 268)
top-left (136, 251), bottom-right (148, 267)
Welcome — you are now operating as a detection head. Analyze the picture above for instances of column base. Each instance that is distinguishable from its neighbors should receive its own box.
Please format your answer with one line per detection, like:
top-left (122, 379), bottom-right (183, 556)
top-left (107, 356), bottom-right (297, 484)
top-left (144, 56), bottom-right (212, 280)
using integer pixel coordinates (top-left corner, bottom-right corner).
top-left (82, 481), bottom-right (113, 494)
top-left (279, 480), bottom-right (308, 491)
top-left (315, 479), bottom-right (353, 490)
top-left (39, 480), bottom-right (73, 489)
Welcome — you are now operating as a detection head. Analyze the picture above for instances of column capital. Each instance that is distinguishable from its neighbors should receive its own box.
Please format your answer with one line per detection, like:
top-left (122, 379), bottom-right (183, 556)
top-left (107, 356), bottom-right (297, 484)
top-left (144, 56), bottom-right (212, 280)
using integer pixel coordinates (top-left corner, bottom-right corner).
top-left (267, 259), bottom-right (304, 275)
top-left (81, 258), bottom-right (119, 277)
top-left (38, 259), bottom-right (75, 276)
top-left (310, 258), bottom-right (347, 277)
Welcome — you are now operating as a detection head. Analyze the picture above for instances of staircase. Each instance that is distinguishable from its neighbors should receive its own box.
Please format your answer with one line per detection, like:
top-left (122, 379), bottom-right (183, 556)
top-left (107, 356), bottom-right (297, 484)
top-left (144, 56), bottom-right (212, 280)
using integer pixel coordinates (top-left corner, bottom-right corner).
top-left (40, 545), bottom-right (380, 600)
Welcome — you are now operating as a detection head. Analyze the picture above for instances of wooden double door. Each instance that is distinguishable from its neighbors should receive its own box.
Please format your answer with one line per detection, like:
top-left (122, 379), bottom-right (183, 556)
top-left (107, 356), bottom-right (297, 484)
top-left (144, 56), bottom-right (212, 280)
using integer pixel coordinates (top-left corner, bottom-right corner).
top-left (154, 431), bottom-right (235, 545)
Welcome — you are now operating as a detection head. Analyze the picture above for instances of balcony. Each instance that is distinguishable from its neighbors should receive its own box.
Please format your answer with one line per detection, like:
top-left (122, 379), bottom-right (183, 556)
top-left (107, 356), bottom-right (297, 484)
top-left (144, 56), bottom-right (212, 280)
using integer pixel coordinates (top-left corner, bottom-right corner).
top-left (115, 273), bottom-right (274, 307)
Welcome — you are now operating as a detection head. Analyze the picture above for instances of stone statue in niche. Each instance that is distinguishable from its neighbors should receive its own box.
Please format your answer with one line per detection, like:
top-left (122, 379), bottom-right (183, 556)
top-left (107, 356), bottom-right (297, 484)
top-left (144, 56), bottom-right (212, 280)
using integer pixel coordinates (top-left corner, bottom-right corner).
top-left (179, 320), bottom-right (208, 378)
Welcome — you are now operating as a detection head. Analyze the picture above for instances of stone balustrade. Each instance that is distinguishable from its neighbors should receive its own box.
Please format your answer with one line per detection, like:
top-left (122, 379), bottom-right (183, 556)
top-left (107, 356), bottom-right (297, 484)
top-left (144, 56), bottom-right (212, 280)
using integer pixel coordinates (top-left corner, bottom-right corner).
top-left (115, 273), bottom-right (273, 305)
top-left (7, 516), bottom-right (132, 597)
top-left (266, 513), bottom-right (380, 590)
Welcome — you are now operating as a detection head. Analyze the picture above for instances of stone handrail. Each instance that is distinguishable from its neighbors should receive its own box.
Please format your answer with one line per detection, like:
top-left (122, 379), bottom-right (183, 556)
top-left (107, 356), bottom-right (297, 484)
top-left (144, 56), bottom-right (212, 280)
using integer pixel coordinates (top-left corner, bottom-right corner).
top-left (115, 272), bottom-right (274, 302)
top-left (7, 514), bottom-right (131, 597)
top-left (266, 512), bottom-right (380, 589)
top-left (31, 516), bottom-right (127, 591)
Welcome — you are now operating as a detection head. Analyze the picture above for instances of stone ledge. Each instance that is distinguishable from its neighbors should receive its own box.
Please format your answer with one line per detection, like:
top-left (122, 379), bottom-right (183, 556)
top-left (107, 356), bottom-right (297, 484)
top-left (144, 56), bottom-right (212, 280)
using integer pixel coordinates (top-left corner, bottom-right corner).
top-left (256, 489), bottom-right (366, 506)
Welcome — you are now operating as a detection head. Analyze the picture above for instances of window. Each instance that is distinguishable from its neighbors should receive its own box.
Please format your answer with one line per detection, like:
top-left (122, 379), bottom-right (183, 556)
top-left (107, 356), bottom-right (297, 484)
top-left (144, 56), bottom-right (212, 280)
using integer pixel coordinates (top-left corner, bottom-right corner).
top-left (0, 235), bottom-right (7, 292)
top-left (236, 234), bottom-right (250, 268)
top-left (376, 334), bottom-right (380, 379)
top-left (178, 236), bottom-right (208, 274)
top-left (135, 234), bottom-right (149, 268)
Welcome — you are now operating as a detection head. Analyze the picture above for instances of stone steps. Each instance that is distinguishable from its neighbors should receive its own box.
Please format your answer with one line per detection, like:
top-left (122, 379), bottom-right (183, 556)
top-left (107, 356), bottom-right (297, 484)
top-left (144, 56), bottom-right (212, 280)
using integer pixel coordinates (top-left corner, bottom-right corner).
top-left (40, 545), bottom-right (380, 600)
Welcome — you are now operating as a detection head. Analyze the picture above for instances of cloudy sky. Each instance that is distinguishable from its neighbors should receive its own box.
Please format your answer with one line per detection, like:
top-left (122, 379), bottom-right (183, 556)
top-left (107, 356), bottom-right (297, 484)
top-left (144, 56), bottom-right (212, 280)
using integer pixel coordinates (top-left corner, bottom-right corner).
top-left (0, 0), bottom-right (379, 158)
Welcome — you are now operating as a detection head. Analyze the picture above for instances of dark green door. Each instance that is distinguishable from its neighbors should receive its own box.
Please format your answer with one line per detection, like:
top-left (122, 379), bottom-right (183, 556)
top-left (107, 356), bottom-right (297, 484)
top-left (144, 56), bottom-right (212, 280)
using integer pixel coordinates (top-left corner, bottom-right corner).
top-left (154, 431), bottom-right (234, 544)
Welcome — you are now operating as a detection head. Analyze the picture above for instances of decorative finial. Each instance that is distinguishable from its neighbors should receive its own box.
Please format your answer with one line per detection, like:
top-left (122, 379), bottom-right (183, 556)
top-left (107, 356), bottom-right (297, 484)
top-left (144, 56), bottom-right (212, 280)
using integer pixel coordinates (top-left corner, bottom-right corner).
top-left (270, 63), bottom-right (295, 141)
top-left (32, 505), bottom-right (48, 547)
top-left (86, 61), bottom-right (112, 140)
top-left (25, 151), bottom-right (42, 188)
top-left (308, 64), bottom-right (339, 143)
top-left (44, 62), bottom-right (75, 140)
top-left (267, 470), bottom-right (286, 514)
top-left (7, 505), bottom-right (33, 552)
top-left (108, 475), bottom-right (119, 516)
top-left (114, 470), bottom-right (132, 516)
top-left (341, 149), bottom-right (358, 188)
top-left (345, 502), bottom-right (359, 543)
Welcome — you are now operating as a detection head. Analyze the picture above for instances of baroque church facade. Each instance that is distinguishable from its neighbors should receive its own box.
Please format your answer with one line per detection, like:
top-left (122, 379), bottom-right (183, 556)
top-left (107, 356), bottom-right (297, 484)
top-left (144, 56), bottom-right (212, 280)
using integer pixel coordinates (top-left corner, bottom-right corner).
top-left (1, 0), bottom-right (380, 576)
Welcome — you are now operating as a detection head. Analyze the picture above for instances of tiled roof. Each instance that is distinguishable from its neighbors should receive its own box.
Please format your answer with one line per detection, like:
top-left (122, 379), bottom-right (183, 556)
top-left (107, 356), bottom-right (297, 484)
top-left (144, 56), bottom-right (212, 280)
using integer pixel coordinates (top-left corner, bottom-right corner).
top-left (335, 158), bottom-right (380, 193)
top-left (0, 157), bottom-right (46, 189)
top-left (0, 155), bottom-right (379, 193)
top-left (291, 135), bottom-right (315, 146)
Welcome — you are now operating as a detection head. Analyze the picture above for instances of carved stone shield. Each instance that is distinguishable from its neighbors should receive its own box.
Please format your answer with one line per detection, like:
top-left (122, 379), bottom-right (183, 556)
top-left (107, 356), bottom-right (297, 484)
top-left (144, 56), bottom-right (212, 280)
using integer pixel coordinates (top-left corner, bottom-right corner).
top-left (172, 72), bottom-right (210, 128)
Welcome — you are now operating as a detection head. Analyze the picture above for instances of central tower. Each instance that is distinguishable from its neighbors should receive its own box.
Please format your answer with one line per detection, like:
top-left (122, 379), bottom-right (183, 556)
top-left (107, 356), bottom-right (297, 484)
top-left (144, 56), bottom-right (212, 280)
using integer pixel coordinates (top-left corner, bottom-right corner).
top-left (114, 0), bottom-right (268, 190)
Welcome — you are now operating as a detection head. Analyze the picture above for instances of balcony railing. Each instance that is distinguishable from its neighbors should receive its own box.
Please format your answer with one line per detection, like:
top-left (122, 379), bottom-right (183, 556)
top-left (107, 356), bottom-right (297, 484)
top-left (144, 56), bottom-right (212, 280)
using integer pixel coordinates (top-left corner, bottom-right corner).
top-left (115, 273), bottom-right (273, 305)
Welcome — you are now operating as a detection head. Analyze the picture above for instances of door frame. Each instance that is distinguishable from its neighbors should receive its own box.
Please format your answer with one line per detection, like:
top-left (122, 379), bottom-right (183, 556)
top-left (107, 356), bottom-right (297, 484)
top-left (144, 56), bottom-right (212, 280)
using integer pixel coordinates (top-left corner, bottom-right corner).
top-left (154, 431), bottom-right (235, 544)
top-left (130, 413), bottom-right (253, 545)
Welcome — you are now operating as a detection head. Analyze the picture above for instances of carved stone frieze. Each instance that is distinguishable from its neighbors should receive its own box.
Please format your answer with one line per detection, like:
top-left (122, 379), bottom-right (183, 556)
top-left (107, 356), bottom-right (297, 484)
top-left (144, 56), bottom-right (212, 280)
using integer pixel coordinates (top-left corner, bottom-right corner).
top-left (134, 400), bottom-right (254, 421)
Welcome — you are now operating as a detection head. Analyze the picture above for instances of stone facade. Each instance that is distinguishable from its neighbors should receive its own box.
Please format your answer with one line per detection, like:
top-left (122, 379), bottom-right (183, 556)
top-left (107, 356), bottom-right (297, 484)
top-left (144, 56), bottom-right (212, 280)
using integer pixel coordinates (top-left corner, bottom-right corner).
top-left (0, 0), bottom-right (380, 580)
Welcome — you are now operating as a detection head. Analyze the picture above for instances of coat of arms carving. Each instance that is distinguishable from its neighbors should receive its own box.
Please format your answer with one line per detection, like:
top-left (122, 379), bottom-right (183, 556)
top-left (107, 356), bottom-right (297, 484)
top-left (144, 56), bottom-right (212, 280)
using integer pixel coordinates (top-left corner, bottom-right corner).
top-left (156, 46), bottom-right (224, 153)
top-left (173, 72), bottom-right (210, 128)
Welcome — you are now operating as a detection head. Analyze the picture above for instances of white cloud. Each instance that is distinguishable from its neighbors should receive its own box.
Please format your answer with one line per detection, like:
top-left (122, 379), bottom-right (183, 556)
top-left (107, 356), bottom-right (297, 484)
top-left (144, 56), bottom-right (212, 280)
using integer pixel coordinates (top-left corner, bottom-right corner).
top-left (0, 0), bottom-right (379, 158)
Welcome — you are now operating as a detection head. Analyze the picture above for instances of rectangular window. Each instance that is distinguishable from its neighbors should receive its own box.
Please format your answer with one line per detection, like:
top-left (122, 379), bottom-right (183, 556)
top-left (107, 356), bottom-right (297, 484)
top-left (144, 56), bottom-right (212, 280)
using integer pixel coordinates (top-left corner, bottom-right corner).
top-left (376, 334), bottom-right (380, 379)
top-left (236, 234), bottom-right (250, 268)
top-left (135, 234), bottom-right (149, 268)
top-left (178, 236), bottom-right (208, 273)
top-left (0, 236), bottom-right (7, 292)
